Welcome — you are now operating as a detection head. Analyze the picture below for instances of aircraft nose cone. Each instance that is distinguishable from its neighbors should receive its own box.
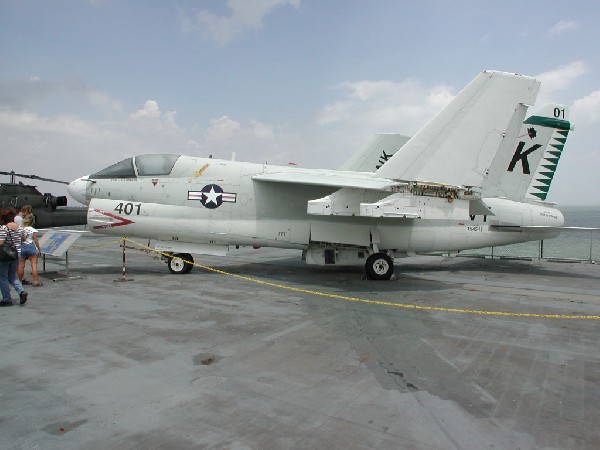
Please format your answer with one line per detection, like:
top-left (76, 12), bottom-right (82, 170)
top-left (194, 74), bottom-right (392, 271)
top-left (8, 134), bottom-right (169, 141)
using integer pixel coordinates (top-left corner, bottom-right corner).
top-left (68, 176), bottom-right (90, 205)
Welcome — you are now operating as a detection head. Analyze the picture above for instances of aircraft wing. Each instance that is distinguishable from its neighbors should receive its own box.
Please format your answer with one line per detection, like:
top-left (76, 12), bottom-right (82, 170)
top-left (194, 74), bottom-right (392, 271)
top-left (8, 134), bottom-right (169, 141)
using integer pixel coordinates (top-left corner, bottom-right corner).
top-left (252, 171), bottom-right (403, 190)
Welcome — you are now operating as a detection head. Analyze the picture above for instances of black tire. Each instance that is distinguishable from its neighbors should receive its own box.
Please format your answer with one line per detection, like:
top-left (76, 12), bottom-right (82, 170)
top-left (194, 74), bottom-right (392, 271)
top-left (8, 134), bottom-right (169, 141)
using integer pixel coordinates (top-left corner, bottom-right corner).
top-left (168, 253), bottom-right (194, 274)
top-left (365, 253), bottom-right (394, 280)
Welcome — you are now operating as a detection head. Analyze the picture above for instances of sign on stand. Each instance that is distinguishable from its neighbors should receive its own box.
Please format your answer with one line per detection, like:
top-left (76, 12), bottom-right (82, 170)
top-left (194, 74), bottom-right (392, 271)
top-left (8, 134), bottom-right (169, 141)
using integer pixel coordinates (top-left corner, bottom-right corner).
top-left (38, 230), bottom-right (85, 281)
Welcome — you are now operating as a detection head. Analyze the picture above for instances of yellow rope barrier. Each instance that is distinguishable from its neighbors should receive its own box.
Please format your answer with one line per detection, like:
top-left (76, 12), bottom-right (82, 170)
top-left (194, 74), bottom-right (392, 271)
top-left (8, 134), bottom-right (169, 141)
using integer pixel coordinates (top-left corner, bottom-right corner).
top-left (72, 239), bottom-right (125, 250)
top-left (120, 237), bottom-right (600, 321)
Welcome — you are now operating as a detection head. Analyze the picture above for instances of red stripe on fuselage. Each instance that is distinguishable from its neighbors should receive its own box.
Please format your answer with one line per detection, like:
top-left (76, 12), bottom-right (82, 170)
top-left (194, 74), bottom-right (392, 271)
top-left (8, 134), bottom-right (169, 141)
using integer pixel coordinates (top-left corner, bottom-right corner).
top-left (92, 209), bottom-right (135, 230)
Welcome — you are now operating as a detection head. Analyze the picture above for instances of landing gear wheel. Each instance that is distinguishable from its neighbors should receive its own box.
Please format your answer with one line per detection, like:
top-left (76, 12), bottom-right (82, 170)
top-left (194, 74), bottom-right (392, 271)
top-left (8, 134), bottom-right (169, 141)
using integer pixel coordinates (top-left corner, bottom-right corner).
top-left (168, 253), bottom-right (194, 274)
top-left (365, 253), bottom-right (394, 280)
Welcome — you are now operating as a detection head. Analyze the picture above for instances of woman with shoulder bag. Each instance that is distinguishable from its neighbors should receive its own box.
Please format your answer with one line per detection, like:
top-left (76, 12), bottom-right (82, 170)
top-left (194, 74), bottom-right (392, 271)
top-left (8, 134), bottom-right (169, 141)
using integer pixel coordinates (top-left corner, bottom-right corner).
top-left (0, 212), bottom-right (28, 306)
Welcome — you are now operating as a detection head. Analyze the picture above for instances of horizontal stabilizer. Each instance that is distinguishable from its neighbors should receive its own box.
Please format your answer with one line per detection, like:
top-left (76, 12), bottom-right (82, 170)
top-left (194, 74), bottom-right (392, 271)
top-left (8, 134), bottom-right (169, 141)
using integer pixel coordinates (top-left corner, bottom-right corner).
top-left (374, 71), bottom-right (540, 187)
top-left (492, 225), bottom-right (600, 231)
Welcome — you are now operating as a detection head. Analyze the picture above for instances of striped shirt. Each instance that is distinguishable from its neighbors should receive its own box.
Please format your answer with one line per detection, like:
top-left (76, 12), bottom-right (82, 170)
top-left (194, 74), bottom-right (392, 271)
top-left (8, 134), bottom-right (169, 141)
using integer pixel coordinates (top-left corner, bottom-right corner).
top-left (0, 225), bottom-right (22, 253)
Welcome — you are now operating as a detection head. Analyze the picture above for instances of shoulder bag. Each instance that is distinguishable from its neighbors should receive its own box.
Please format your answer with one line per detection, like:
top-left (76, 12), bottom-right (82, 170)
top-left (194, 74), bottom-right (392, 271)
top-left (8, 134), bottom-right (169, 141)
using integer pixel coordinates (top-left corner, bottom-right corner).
top-left (0, 227), bottom-right (18, 261)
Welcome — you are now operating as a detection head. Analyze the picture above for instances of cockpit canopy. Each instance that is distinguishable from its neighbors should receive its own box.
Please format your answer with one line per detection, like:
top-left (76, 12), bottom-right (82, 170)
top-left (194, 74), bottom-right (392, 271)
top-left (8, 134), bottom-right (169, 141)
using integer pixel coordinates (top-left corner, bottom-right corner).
top-left (90, 154), bottom-right (180, 179)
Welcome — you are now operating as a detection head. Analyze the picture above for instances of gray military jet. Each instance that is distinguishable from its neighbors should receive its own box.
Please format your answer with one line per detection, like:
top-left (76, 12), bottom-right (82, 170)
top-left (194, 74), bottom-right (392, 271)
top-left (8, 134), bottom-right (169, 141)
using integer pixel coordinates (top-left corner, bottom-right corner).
top-left (68, 71), bottom-right (571, 279)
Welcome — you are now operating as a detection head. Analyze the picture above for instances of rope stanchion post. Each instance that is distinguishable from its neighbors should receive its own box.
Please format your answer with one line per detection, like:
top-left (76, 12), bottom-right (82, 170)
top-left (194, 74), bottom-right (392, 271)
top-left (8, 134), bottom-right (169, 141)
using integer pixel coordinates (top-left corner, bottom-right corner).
top-left (114, 237), bottom-right (133, 282)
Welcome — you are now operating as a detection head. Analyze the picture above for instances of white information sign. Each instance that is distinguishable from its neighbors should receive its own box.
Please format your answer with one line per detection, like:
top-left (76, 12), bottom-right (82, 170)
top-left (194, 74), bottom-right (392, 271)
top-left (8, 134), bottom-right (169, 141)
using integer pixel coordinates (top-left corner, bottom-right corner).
top-left (38, 231), bottom-right (83, 257)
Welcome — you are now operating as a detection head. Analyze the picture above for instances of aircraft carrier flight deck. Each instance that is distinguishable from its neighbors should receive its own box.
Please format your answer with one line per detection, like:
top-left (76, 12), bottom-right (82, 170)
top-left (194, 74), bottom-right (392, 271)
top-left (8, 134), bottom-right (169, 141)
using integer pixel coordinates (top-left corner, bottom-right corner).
top-left (2, 232), bottom-right (600, 449)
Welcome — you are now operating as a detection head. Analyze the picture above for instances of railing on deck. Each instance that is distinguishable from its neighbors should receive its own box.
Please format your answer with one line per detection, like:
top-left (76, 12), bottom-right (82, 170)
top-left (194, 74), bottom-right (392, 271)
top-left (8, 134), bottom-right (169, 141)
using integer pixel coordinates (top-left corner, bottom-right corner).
top-left (459, 228), bottom-right (600, 263)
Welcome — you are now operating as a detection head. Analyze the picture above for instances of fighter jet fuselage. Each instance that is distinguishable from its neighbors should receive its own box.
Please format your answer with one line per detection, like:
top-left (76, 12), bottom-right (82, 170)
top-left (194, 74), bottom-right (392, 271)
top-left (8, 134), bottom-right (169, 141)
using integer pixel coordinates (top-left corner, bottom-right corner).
top-left (68, 71), bottom-right (571, 279)
top-left (69, 155), bottom-right (563, 278)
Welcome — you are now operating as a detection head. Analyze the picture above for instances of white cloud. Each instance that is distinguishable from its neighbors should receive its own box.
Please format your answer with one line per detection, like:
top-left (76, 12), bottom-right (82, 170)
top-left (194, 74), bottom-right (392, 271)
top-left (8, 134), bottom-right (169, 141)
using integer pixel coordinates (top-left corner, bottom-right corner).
top-left (0, 75), bottom-right (123, 119)
top-left (130, 100), bottom-right (161, 119)
top-left (204, 115), bottom-right (241, 142)
top-left (0, 109), bottom-right (128, 197)
top-left (128, 100), bottom-right (179, 132)
top-left (547, 19), bottom-right (579, 37)
top-left (180, 0), bottom-right (301, 45)
top-left (535, 61), bottom-right (588, 93)
top-left (0, 72), bottom-right (291, 200)
top-left (87, 90), bottom-right (123, 114)
top-left (533, 61), bottom-right (589, 109)
top-left (308, 78), bottom-right (458, 170)
top-left (199, 115), bottom-right (282, 163)
top-left (252, 120), bottom-right (275, 139)
top-left (0, 109), bottom-right (100, 136)
top-left (203, 116), bottom-right (276, 143)
top-left (572, 90), bottom-right (600, 126)
top-left (0, 76), bottom-right (77, 108)
top-left (0, 94), bottom-right (192, 201)
top-left (317, 79), bottom-right (454, 134)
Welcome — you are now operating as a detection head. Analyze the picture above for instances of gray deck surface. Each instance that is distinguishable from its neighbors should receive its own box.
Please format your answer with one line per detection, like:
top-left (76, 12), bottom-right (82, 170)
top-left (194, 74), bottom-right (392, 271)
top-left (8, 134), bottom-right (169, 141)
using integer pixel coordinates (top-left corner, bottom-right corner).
top-left (2, 233), bottom-right (600, 449)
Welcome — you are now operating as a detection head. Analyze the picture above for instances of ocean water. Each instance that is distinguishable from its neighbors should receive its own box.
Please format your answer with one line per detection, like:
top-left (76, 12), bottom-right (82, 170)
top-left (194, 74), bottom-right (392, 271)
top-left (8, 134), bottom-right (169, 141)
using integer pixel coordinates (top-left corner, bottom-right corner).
top-left (561, 205), bottom-right (600, 228)
top-left (462, 205), bottom-right (600, 261)
top-left (551, 205), bottom-right (600, 261)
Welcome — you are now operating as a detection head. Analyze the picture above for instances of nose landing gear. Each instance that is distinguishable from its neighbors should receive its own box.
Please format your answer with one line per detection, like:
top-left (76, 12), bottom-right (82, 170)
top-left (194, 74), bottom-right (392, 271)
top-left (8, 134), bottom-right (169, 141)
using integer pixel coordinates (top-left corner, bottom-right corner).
top-left (167, 253), bottom-right (194, 274)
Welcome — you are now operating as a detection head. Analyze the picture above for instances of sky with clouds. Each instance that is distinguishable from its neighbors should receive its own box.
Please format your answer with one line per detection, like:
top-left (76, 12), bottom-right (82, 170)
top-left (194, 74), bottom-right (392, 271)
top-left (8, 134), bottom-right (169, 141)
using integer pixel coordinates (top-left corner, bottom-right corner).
top-left (1, 0), bottom-right (599, 205)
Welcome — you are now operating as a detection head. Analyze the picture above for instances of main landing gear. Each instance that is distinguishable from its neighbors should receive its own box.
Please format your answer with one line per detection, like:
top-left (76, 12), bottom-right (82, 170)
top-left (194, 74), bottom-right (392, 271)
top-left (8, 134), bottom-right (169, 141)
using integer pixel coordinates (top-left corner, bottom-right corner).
top-left (167, 253), bottom-right (194, 274)
top-left (365, 252), bottom-right (394, 280)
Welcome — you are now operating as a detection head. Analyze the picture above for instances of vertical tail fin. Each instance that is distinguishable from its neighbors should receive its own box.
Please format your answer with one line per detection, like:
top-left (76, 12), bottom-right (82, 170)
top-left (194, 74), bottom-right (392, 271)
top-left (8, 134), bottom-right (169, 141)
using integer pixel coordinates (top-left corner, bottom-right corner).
top-left (373, 71), bottom-right (540, 187)
top-left (481, 104), bottom-right (572, 201)
top-left (339, 134), bottom-right (410, 172)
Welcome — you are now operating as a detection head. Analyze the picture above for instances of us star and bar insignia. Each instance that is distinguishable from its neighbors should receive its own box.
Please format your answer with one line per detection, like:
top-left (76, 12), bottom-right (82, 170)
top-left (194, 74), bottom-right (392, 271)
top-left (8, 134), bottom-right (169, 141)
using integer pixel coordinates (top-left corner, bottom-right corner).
top-left (188, 184), bottom-right (237, 209)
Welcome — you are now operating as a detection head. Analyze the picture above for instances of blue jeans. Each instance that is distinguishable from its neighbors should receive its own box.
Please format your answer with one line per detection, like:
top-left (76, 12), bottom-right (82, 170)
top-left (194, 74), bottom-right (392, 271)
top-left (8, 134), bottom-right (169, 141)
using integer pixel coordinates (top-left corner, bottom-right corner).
top-left (0, 257), bottom-right (24, 301)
